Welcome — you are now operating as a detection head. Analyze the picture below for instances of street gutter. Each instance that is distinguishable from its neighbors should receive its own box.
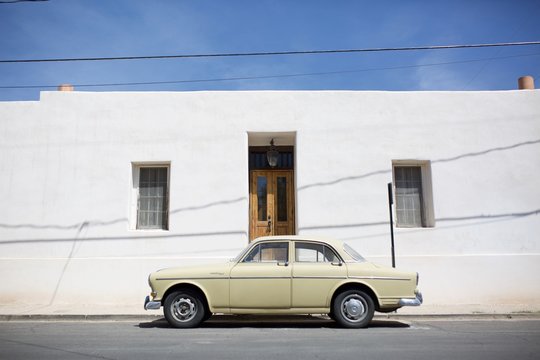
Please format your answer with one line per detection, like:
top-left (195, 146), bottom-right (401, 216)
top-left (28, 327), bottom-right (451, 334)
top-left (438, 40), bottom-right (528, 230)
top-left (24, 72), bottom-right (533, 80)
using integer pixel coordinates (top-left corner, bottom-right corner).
top-left (1, 313), bottom-right (538, 322)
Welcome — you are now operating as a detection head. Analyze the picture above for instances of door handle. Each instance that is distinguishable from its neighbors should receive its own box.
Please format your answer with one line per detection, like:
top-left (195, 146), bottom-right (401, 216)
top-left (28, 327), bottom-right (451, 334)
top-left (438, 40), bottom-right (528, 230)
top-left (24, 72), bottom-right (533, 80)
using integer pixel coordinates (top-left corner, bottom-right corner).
top-left (267, 216), bottom-right (272, 229)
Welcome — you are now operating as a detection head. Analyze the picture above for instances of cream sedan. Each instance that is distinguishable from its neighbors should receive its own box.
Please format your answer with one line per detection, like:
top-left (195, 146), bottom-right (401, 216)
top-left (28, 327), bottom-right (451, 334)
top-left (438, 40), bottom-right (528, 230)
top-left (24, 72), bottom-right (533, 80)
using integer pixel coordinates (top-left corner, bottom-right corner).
top-left (144, 236), bottom-right (422, 328)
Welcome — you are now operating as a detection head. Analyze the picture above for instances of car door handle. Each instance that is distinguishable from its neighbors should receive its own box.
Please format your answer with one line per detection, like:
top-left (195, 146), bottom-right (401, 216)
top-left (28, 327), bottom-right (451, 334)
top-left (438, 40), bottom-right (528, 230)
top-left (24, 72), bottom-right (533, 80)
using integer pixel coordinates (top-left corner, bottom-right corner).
top-left (277, 261), bottom-right (289, 267)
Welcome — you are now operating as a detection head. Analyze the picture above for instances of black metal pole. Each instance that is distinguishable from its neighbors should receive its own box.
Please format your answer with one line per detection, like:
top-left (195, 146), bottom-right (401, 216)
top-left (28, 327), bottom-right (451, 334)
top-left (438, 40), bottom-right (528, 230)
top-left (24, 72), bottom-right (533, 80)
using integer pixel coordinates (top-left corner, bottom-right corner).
top-left (388, 182), bottom-right (396, 268)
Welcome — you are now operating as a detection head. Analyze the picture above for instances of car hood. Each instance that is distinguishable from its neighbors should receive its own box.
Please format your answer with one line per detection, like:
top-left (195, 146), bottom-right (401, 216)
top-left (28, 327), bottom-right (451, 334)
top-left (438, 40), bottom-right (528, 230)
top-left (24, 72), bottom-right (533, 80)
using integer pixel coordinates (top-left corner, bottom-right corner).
top-left (152, 262), bottom-right (234, 279)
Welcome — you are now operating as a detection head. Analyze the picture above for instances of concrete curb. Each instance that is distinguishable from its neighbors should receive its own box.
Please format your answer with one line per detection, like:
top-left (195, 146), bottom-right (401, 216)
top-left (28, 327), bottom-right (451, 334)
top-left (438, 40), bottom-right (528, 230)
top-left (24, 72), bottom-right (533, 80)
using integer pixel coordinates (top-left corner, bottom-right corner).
top-left (1, 313), bottom-right (538, 322)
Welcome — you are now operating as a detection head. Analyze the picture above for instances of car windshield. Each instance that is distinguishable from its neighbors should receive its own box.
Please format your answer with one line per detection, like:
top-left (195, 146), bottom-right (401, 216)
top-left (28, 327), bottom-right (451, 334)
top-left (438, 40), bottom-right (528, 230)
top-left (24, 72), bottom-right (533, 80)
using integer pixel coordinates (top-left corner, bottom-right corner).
top-left (343, 243), bottom-right (366, 262)
top-left (232, 244), bottom-right (251, 262)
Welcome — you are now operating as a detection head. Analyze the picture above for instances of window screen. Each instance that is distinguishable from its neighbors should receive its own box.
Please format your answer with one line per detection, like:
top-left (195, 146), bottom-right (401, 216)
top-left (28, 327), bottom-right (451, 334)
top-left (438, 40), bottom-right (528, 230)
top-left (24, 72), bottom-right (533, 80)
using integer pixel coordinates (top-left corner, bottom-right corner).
top-left (137, 167), bottom-right (169, 230)
top-left (394, 166), bottom-right (424, 227)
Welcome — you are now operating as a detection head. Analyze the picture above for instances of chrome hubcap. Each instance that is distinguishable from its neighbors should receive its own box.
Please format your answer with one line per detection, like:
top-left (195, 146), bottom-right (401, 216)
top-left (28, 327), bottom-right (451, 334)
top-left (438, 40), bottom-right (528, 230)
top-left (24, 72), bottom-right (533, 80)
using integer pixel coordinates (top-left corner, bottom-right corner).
top-left (171, 297), bottom-right (197, 322)
top-left (341, 295), bottom-right (367, 322)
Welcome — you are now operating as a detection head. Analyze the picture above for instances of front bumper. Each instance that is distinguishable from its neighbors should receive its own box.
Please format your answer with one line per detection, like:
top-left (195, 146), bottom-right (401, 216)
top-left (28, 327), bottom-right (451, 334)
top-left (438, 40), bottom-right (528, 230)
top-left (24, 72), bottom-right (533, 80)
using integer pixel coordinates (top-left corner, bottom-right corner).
top-left (144, 295), bottom-right (161, 310)
top-left (398, 291), bottom-right (423, 306)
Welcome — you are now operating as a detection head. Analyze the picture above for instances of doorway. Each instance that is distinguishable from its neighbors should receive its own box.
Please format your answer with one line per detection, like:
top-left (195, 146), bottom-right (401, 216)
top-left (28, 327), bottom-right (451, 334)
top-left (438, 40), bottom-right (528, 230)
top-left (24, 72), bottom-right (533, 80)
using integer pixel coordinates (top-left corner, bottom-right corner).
top-left (248, 135), bottom-right (296, 241)
top-left (249, 170), bottom-right (295, 240)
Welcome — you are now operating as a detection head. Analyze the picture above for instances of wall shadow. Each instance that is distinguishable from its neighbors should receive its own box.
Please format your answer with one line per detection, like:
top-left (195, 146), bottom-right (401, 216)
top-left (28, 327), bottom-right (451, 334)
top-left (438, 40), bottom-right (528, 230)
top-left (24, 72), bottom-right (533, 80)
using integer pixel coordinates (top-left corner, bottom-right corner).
top-left (0, 230), bottom-right (248, 246)
top-left (169, 197), bottom-right (246, 214)
top-left (0, 195), bottom-right (249, 245)
top-left (299, 208), bottom-right (540, 232)
top-left (297, 138), bottom-right (540, 192)
top-left (1, 139), bottom-right (539, 246)
top-left (0, 197), bottom-right (246, 233)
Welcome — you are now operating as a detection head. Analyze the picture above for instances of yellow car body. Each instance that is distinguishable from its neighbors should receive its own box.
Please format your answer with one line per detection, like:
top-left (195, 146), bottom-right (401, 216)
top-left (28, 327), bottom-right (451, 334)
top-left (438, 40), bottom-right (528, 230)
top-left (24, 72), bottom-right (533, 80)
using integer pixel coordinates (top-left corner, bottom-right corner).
top-left (145, 236), bottom-right (422, 328)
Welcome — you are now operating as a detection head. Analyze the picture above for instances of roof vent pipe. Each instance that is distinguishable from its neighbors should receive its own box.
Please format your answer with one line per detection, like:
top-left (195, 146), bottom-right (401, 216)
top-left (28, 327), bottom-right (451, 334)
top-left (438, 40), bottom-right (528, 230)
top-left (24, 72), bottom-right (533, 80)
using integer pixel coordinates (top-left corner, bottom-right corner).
top-left (518, 76), bottom-right (535, 90)
top-left (57, 84), bottom-right (74, 91)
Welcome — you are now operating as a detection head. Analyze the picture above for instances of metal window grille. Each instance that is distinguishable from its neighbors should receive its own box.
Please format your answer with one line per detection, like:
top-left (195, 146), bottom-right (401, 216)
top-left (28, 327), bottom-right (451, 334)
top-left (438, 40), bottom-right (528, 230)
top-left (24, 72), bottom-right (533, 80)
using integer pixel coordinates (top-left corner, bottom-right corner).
top-left (137, 167), bottom-right (169, 230)
top-left (394, 166), bottom-right (425, 227)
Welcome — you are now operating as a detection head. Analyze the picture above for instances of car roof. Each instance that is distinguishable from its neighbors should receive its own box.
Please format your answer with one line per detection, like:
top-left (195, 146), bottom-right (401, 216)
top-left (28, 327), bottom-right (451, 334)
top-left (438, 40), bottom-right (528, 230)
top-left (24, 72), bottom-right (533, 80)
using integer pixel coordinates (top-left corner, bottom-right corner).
top-left (251, 235), bottom-right (344, 249)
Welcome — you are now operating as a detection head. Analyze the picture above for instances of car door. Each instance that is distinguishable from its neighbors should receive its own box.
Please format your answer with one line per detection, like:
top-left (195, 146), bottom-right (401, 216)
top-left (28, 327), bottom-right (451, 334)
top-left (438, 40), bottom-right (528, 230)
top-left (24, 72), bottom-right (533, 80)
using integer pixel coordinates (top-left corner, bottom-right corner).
top-left (229, 241), bottom-right (292, 309)
top-left (291, 242), bottom-right (347, 308)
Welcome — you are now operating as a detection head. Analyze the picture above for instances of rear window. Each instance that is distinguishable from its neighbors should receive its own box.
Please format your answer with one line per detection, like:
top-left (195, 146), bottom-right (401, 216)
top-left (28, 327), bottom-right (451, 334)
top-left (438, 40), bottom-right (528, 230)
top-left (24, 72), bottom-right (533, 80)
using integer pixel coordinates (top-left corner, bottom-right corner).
top-left (343, 243), bottom-right (366, 262)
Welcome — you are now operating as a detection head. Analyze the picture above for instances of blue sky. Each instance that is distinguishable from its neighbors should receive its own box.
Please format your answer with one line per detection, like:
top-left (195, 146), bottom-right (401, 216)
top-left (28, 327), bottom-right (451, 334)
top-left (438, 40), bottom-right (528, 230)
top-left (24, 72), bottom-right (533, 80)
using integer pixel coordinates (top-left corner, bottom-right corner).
top-left (1, 0), bottom-right (539, 101)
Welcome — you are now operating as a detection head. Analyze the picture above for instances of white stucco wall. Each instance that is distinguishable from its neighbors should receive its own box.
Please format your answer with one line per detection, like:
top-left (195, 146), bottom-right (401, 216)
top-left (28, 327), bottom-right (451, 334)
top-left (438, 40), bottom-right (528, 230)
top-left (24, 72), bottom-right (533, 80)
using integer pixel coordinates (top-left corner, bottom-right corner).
top-left (0, 90), bottom-right (539, 312)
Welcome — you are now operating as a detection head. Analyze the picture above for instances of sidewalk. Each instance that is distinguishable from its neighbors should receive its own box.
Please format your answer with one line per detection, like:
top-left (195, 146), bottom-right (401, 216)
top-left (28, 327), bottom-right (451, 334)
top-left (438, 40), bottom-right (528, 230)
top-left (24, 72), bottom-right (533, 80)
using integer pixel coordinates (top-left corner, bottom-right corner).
top-left (1, 303), bottom-right (538, 321)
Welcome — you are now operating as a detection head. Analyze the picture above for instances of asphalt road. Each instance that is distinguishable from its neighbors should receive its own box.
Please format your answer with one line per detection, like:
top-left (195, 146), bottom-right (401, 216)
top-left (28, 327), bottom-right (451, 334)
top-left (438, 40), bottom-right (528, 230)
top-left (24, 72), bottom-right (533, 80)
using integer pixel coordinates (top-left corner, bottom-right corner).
top-left (0, 317), bottom-right (538, 360)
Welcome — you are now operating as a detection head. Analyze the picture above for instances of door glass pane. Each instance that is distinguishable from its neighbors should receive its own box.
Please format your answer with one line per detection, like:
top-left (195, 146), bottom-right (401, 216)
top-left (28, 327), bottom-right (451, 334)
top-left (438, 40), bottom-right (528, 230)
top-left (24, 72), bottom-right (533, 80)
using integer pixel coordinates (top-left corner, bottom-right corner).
top-left (277, 176), bottom-right (287, 222)
top-left (257, 176), bottom-right (267, 221)
top-left (260, 242), bottom-right (288, 262)
top-left (295, 242), bottom-right (339, 262)
top-left (243, 242), bottom-right (288, 263)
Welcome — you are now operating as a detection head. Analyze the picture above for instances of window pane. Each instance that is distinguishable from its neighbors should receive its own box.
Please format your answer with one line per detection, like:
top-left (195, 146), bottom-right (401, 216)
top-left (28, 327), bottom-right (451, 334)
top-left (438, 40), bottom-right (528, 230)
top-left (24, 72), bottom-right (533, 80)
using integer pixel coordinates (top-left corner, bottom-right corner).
top-left (244, 242), bottom-right (288, 262)
top-left (260, 242), bottom-right (288, 262)
top-left (249, 150), bottom-right (294, 170)
top-left (323, 246), bottom-right (339, 262)
top-left (257, 176), bottom-right (267, 221)
top-left (394, 166), bottom-right (423, 227)
top-left (137, 167), bottom-right (168, 230)
top-left (295, 243), bottom-right (321, 262)
top-left (244, 244), bottom-right (261, 262)
top-left (295, 242), bottom-right (338, 262)
top-left (277, 176), bottom-right (287, 221)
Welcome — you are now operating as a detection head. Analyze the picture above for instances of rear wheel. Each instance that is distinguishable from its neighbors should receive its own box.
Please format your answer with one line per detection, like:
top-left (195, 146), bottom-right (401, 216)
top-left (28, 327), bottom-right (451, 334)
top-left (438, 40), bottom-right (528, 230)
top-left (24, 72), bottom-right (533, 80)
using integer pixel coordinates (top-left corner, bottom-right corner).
top-left (163, 290), bottom-right (205, 328)
top-left (332, 290), bottom-right (374, 328)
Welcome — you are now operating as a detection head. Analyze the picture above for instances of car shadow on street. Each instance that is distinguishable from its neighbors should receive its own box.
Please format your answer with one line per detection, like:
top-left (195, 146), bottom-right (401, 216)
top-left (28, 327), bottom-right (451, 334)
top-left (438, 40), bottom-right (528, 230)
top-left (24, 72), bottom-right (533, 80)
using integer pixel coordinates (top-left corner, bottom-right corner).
top-left (137, 315), bottom-right (410, 329)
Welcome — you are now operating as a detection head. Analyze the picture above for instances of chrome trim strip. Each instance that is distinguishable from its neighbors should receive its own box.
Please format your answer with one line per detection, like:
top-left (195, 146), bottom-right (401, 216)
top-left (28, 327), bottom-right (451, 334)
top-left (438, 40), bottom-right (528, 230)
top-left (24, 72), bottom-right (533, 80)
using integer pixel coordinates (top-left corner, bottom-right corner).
top-left (230, 276), bottom-right (290, 280)
top-left (156, 277), bottom-right (228, 281)
top-left (158, 275), bottom-right (410, 281)
top-left (292, 276), bottom-right (347, 279)
top-left (157, 276), bottom-right (293, 280)
top-left (348, 276), bottom-right (411, 281)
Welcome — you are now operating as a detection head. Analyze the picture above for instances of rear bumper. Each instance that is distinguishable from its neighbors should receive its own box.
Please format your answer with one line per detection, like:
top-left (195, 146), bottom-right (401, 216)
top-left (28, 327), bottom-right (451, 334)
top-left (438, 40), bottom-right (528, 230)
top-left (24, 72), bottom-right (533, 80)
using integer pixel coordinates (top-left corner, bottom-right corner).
top-left (144, 295), bottom-right (161, 310)
top-left (398, 291), bottom-right (423, 306)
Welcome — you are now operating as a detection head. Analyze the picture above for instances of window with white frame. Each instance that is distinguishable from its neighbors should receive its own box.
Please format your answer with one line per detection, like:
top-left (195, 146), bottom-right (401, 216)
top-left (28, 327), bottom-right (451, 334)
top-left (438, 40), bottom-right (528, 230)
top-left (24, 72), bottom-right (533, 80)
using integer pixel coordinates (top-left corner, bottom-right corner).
top-left (392, 161), bottom-right (435, 228)
top-left (132, 164), bottom-right (170, 230)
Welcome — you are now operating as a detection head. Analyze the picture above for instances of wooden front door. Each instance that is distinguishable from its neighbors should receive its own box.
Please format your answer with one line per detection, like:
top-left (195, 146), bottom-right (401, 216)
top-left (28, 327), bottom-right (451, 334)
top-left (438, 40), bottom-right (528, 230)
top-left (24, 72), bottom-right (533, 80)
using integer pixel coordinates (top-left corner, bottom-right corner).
top-left (249, 170), bottom-right (295, 241)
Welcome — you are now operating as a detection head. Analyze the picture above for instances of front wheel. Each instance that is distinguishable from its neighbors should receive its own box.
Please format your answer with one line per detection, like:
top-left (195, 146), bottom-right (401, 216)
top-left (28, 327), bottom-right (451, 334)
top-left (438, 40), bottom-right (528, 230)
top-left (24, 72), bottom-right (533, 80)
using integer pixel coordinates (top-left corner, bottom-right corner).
top-left (163, 290), bottom-right (206, 328)
top-left (332, 290), bottom-right (375, 328)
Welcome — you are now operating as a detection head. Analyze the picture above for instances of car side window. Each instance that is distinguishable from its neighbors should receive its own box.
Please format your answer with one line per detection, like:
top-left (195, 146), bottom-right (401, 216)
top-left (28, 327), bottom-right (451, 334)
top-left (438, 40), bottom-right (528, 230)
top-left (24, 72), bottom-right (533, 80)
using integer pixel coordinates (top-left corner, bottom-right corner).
top-left (243, 242), bottom-right (289, 263)
top-left (295, 242), bottom-right (339, 263)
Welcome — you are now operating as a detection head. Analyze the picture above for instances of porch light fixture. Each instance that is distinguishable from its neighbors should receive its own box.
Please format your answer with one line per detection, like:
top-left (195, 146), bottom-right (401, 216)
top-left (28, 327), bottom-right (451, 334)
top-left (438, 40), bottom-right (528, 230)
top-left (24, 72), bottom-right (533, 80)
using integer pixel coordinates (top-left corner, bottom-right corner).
top-left (266, 139), bottom-right (279, 168)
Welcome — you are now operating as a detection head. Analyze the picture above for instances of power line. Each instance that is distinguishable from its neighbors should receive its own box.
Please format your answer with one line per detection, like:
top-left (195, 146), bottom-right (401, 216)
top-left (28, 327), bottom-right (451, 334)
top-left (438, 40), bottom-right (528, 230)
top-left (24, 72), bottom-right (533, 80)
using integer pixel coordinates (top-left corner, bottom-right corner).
top-left (1, 52), bottom-right (538, 90)
top-left (1, 41), bottom-right (540, 64)
top-left (0, 0), bottom-right (48, 4)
